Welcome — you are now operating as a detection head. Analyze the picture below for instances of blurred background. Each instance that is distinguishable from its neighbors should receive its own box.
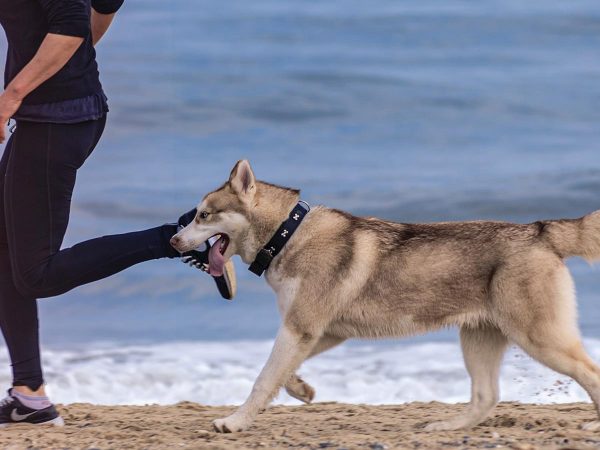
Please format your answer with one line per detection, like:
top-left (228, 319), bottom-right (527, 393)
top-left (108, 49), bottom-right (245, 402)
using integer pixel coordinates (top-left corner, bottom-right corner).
top-left (0, 0), bottom-right (599, 405)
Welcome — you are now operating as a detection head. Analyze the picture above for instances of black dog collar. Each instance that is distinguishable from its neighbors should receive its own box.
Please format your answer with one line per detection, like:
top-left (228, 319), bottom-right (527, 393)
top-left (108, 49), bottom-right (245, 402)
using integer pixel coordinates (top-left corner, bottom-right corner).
top-left (248, 201), bottom-right (310, 277)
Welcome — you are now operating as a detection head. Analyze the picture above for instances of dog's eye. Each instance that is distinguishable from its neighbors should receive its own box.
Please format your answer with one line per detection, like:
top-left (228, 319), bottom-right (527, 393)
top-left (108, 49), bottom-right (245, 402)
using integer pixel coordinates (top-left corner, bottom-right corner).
top-left (199, 211), bottom-right (209, 219)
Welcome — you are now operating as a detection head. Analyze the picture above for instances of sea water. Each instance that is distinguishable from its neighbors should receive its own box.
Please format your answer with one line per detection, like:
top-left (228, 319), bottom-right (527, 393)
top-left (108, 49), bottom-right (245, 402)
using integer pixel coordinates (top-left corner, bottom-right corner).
top-left (0, 0), bottom-right (599, 404)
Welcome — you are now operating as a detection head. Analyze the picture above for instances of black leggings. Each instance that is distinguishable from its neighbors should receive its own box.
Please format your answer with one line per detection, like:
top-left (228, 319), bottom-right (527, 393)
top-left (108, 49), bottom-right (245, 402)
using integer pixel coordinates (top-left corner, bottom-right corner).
top-left (0, 117), bottom-right (178, 390)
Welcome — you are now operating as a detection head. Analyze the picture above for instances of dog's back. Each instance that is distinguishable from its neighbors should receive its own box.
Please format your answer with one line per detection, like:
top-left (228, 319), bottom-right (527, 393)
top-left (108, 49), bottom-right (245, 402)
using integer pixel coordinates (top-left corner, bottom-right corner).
top-left (268, 206), bottom-right (600, 340)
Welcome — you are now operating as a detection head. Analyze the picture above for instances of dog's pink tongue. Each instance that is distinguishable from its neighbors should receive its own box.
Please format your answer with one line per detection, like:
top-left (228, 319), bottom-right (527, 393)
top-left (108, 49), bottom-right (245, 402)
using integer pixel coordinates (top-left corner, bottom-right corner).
top-left (208, 237), bottom-right (225, 277)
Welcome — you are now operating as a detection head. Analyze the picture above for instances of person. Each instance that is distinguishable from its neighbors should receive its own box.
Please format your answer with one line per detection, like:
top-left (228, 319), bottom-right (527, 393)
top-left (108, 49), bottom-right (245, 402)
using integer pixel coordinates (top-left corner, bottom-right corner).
top-left (0, 0), bottom-right (236, 427)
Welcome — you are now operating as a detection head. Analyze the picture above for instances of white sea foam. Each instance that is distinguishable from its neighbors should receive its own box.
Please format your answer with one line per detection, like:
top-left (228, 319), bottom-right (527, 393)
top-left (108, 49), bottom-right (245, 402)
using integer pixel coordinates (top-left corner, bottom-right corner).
top-left (0, 339), bottom-right (598, 406)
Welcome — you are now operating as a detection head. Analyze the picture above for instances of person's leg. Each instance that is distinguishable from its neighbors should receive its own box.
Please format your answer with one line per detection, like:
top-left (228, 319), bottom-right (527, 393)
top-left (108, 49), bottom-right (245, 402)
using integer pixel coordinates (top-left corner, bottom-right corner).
top-left (0, 117), bottom-right (177, 395)
top-left (0, 133), bottom-right (44, 392)
top-left (4, 118), bottom-right (179, 301)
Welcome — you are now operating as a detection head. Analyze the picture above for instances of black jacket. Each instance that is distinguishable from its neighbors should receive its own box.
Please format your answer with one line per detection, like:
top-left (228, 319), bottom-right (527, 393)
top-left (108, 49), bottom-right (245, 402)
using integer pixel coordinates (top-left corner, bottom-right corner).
top-left (0, 0), bottom-right (124, 105)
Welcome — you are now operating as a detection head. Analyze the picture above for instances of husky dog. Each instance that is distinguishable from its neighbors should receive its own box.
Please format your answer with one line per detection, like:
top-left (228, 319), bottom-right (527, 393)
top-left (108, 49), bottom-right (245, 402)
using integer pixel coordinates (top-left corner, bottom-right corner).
top-left (170, 160), bottom-right (600, 433)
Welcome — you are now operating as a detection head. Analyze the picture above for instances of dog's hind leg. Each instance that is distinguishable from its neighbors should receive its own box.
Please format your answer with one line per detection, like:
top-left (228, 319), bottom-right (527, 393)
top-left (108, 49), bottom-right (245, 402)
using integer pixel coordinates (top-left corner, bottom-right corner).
top-left (425, 325), bottom-right (508, 431)
top-left (213, 324), bottom-right (320, 433)
top-left (509, 323), bottom-right (600, 431)
top-left (508, 328), bottom-right (600, 430)
top-left (497, 261), bottom-right (600, 431)
top-left (285, 335), bottom-right (345, 404)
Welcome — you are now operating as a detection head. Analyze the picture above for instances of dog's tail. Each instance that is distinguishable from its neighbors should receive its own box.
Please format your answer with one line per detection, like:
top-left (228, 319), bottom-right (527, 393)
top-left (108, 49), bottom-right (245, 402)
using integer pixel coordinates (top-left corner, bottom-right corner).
top-left (541, 210), bottom-right (600, 261)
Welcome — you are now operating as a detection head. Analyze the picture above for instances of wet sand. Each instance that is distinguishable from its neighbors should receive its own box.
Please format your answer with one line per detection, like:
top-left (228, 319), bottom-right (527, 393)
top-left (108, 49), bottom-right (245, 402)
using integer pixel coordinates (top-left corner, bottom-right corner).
top-left (1, 401), bottom-right (599, 449)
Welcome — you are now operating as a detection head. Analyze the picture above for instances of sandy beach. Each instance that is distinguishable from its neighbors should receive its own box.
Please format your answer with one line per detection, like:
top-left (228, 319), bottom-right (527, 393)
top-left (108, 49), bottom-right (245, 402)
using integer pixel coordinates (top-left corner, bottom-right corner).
top-left (0, 402), bottom-right (599, 449)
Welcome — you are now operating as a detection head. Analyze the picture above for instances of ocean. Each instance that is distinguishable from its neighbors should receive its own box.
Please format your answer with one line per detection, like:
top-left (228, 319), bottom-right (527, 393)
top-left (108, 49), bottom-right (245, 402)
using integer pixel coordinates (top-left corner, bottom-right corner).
top-left (0, 0), bottom-right (599, 405)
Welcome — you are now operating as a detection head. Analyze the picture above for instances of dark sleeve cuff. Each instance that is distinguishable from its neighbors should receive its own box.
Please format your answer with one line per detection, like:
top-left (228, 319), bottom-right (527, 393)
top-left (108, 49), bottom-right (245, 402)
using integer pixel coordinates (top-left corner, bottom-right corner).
top-left (47, 23), bottom-right (89, 38)
top-left (38, 0), bottom-right (90, 38)
top-left (91, 0), bottom-right (124, 14)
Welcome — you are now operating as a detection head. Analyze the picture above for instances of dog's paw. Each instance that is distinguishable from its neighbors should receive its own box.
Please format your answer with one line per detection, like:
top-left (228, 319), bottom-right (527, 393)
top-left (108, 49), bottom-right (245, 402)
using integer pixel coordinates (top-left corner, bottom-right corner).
top-left (424, 420), bottom-right (464, 432)
top-left (581, 420), bottom-right (600, 431)
top-left (212, 413), bottom-right (251, 433)
top-left (285, 374), bottom-right (315, 404)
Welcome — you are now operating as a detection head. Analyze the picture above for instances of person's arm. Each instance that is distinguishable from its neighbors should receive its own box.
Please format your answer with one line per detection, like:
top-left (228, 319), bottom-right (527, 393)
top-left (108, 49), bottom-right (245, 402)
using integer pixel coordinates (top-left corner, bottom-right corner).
top-left (0, 0), bottom-right (90, 143)
top-left (91, 0), bottom-right (124, 45)
top-left (91, 11), bottom-right (116, 46)
top-left (0, 34), bottom-right (84, 143)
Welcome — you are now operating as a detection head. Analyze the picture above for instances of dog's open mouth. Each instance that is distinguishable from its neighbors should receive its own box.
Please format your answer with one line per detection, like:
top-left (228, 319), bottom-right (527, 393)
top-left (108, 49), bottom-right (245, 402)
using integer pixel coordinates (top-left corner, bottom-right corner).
top-left (208, 234), bottom-right (230, 277)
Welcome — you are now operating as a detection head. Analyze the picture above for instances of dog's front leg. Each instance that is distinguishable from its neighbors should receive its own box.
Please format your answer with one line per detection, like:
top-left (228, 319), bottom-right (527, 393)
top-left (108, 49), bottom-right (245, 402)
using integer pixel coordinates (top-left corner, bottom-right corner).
top-left (213, 324), bottom-right (318, 433)
top-left (285, 335), bottom-right (345, 404)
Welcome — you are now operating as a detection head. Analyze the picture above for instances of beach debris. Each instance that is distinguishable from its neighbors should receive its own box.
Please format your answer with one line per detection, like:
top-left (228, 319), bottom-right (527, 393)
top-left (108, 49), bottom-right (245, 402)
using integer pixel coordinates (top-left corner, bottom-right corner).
top-left (368, 443), bottom-right (387, 450)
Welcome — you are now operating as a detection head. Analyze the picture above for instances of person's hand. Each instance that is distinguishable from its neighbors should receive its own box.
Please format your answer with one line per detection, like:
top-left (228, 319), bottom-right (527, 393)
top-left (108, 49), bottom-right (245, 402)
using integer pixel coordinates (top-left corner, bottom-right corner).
top-left (0, 89), bottom-right (23, 144)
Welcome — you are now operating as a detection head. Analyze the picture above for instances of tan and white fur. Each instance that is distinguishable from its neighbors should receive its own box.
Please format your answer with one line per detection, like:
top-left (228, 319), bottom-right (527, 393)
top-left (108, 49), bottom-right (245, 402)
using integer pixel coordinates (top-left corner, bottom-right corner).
top-left (170, 160), bottom-right (600, 433)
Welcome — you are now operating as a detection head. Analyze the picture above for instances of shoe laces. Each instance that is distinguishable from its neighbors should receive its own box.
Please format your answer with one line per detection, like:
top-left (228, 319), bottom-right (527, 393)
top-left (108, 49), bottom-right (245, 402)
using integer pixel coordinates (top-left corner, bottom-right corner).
top-left (180, 240), bottom-right (210, 272)
top-left (181, 253), bottom-right (209, 272)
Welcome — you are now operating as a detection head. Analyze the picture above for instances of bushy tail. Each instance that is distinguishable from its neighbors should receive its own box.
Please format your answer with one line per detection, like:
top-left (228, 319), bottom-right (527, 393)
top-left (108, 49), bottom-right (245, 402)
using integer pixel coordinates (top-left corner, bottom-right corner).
top-left (542, 210), bottom-right (600, 261)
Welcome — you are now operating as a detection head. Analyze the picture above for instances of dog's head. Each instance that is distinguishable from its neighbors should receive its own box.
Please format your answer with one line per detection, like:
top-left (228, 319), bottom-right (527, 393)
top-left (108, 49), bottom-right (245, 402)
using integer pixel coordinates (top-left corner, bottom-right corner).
top-left (170, 160), bottom-right (257, 276)
top-left (170, 160), bottom-right (299, 277)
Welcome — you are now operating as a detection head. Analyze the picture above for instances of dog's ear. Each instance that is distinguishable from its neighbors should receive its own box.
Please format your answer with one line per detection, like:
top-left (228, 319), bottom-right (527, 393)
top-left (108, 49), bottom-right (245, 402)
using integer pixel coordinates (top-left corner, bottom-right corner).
top-left (229, 160), bottom-right (256, 201)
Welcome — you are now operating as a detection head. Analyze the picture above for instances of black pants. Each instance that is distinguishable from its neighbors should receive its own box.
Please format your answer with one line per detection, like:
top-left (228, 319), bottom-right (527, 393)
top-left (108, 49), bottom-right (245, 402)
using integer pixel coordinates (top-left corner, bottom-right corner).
top-left (0, 117), bottom-right (178, 390)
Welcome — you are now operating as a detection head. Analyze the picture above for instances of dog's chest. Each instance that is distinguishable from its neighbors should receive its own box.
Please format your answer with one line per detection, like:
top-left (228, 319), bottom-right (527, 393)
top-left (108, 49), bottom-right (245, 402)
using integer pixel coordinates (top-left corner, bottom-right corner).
top-left (266, 271), bottom-right (300, 317)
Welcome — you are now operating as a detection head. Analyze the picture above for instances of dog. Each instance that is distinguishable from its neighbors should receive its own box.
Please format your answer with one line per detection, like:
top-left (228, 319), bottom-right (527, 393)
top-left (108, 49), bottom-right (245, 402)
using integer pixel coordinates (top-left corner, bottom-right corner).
top-left (170, 160), bottom-right (600, 433)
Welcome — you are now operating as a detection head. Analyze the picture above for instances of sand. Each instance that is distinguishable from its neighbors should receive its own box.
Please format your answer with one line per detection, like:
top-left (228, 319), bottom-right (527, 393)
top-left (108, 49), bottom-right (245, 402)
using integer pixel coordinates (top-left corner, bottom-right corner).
top-left (0, 402), bottom-right (599, 449)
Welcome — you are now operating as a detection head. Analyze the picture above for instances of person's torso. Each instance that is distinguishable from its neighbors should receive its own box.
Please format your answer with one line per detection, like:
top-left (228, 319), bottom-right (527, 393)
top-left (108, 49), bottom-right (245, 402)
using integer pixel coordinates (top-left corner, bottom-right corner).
top-left (0, 0), bottom-right (103, 106)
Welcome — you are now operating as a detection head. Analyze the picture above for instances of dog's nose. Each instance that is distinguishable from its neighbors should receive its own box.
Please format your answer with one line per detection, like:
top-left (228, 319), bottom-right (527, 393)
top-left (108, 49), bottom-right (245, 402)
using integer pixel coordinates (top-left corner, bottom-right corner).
top-left (170, 236), bottom-right (180, 247)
